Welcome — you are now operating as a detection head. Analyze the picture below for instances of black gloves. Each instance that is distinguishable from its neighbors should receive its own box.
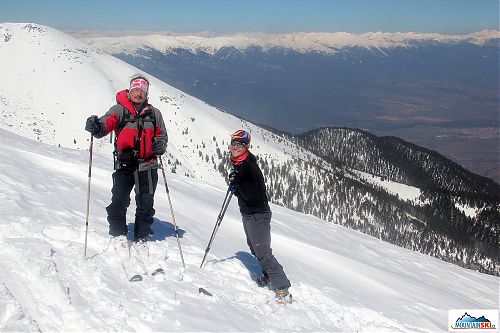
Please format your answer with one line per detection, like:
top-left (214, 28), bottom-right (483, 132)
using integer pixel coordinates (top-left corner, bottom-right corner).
top-left (228, 169), bottom-right (238, 183)
top-left (228, 169), bottom-right (238, 194)
top-left (153, 139), bottom-right (166, 155)
top-left (229, 183), bottom-right (237, 194)
top-left (85, 115), bottom-right (101, 135)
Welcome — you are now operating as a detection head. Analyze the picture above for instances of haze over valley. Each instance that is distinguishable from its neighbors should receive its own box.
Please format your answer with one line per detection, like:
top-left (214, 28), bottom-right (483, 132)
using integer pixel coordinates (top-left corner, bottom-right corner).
top-left (79, 30), bottom-right (500, 183)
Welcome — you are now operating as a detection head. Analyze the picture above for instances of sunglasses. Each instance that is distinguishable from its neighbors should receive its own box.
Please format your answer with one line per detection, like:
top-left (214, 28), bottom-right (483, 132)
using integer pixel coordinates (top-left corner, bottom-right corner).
top-left (230, 140), bottom-right (248, 147)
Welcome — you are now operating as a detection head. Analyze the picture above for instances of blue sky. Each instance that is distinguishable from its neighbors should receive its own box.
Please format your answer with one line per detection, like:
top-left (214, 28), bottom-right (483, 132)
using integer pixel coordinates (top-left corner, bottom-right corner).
top-left (0, 0), bottom-right (498, 34)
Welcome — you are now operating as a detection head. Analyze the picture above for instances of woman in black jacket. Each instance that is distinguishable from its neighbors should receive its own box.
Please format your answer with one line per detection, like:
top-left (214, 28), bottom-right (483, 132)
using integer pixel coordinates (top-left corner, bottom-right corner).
top-left (228, 130), bottom-right (292, 304)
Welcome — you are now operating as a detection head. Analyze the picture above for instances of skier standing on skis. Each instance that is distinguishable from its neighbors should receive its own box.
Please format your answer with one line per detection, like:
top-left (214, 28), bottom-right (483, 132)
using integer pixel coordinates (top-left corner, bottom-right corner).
top-left (227, 129), bottom-right (292, 304)
top-left (85, 75), bottom-right (167, 243)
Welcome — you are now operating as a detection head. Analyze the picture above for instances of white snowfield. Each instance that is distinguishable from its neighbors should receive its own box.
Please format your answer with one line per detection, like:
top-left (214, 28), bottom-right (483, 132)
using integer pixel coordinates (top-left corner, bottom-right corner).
top-left (0, 22), bottom-right (498, 332)
top-left (352, 170), bottom-right (422, 202)
top-left (0, 129), bottom-right (498, 332)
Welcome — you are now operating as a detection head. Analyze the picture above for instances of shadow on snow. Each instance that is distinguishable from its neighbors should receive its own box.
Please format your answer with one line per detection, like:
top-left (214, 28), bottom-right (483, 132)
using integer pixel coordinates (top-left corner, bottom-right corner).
top-left (127, 217), bottom-right (186, 242)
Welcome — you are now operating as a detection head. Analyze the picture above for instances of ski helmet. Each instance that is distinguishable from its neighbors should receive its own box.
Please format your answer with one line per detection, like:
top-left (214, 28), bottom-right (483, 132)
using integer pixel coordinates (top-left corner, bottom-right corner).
top-left (231, 129), bottom-right (251, 145)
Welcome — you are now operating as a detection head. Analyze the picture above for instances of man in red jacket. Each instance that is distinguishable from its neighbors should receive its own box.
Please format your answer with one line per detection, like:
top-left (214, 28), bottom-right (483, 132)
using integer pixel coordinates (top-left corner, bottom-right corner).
top-left (85, 75), bottom-right (167, 242)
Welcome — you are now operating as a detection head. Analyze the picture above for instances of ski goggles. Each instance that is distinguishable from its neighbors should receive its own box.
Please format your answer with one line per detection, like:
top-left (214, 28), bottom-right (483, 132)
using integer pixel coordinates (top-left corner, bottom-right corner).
top-left (230, 140), bottom-right (248, 147)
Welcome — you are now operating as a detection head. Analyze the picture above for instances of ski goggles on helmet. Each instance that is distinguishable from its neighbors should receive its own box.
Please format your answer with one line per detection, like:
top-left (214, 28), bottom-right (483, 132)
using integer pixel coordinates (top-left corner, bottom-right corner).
top-left (231, 130), bottom-right (251, 144)
top-left (230, 140), bottom-right (248, 147)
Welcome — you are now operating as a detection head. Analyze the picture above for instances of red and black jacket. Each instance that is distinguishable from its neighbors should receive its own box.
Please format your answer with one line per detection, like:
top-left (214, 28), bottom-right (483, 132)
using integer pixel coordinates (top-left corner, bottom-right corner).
top-left (94, 90), bottom-right (168, 170)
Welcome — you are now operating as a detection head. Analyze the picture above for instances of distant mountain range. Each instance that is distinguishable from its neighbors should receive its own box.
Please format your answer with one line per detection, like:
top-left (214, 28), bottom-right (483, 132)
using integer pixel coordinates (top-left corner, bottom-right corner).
top-left (1, 23), bottom-right (498, 275)
top-left (77, 30), bottom-right (500, 54)
top-left (78, 30), bottom-right (500, 131)
top-left (77, 30), bottom-right (500, 182)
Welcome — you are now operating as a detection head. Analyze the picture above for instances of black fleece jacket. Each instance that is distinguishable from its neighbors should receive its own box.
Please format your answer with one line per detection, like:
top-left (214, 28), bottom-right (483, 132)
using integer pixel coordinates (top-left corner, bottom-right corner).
top-left (231, 152), bottom-right (271, 214)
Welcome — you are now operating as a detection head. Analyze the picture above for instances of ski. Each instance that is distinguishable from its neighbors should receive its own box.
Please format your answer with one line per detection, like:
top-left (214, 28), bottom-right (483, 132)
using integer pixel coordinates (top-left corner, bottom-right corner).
top-left (112, 237), bottom-right (134, 282)
top-left (129, 242), bottom-right (149, 280)
top-left (129, 274), bottom-right (143, 282)
top-left (196, 286), bottom-right (292, 306)
top-left (130, 241), bottom-right (166, 279)
top-left (151, 268), bottom-right (165, 276)
top-left (111, 238), bottom-right (151, 282)
top-left (198, 287), bottom-right (212, 297)
top-left (111, 238), bottom-right (169, 282)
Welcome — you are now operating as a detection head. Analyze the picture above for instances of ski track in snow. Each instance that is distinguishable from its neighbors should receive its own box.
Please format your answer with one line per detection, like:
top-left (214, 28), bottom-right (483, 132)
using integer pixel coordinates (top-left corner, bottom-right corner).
top-left (0, 218), bottom-right (387, 333)
top-left (0, 219), bottom-right (391, 332)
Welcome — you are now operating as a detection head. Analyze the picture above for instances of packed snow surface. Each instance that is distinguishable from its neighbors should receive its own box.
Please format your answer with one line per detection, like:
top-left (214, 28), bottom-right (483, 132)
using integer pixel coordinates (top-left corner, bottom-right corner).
top-left (0, 129), bottom-right (498, 332)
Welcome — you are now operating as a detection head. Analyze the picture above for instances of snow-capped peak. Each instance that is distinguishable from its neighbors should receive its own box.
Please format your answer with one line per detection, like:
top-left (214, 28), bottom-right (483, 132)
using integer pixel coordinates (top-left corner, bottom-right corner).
top-left (75, 29), bottom-right (500, 55)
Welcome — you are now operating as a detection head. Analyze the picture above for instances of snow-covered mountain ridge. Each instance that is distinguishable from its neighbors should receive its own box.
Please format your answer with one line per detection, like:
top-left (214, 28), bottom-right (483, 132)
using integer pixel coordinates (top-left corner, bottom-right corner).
top-left (75, 29), bottom-right (500, 55)
top-left (0, 22), bottom-right (324, 186)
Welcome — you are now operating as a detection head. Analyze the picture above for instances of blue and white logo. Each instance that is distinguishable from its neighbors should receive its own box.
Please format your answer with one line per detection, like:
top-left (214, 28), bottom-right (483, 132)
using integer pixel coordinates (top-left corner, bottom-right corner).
top-left (449, 309), bottom-right (498, 332)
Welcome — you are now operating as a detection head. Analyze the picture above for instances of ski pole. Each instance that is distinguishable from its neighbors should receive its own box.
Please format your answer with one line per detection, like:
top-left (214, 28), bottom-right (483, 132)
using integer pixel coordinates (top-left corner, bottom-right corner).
top-left (200, 188), bottom-right (233, 268)
top-left (83, 134), bottom-right (94, 259)
top-left (159, 156), bottom-right (186, 268)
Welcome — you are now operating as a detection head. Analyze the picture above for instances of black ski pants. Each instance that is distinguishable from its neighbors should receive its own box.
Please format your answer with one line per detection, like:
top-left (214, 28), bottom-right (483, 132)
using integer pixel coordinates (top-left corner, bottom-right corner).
top-left (241, 210), bottom-right (291, 291)
top-left (106, 168), bottom-right (158, 241)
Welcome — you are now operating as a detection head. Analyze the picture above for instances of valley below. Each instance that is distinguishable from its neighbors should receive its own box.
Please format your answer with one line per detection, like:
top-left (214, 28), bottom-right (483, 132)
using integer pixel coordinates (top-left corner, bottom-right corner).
top-left (375, 126), bottom-right (499, 184)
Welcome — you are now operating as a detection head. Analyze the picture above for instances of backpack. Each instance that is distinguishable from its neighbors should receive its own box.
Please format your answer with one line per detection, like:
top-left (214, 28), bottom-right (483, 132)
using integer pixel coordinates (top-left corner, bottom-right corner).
top-left (112, 105), bottom-right (157, 169)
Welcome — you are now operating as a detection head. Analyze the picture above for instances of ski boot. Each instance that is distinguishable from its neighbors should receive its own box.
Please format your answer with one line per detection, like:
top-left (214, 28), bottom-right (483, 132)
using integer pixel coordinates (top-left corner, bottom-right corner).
top-left (274, 288), bottom-right (293, 305)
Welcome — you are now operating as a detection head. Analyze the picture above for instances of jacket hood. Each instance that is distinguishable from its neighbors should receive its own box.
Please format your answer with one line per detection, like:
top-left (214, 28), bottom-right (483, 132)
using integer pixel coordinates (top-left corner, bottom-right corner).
top-left (115, 90), bottom-right (135, 116)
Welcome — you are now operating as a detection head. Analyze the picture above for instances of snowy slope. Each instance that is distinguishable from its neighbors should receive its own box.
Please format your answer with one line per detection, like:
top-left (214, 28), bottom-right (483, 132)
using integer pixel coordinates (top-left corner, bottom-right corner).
top-left (0, 129), bottom-right (498, 332)
top-left (76, 30), bottom-right (500, 56)
top-left (0, 22), bottom-right (324, 187)
top-left (0, 23), bottom-right (498, 332)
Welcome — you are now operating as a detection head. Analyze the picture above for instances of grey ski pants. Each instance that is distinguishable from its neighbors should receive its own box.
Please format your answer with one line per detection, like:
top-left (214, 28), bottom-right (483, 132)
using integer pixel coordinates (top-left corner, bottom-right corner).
top-left (241, 211), bottom-right (291, 290)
